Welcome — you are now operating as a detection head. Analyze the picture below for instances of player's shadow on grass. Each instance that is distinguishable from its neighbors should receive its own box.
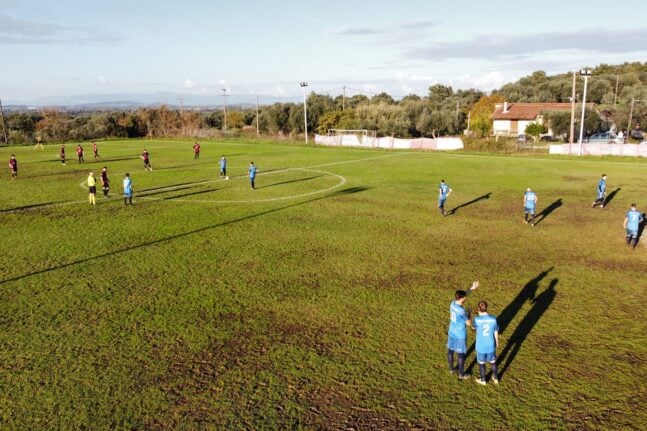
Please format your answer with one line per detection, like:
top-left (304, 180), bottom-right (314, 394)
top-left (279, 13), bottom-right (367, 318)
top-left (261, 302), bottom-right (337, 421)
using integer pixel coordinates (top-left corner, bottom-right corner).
top-left (257, 175), bottom-right (323, 189)
top-left (604, 188), bottom-right (621, 207)
top-left (163, 188), bottom-right (220, 200)
top-left (0, 186), bottom-right (370, 285)
top-left (139, 182), bottom-right (201, 193)
top-left (497, 278), bottom-right (558, 379)
top-left (534, 198), bottom-right (563, 226)
top-left (138, 184), bottom-right (205, 197)
top-left (0, 201), bottom-right (67, 214)
top-left (447, 192), bottom-right (491, 215)
top-left (466, 267), bottom-right (553, 375)
top-left (636, 215), bottom-right (647, 248)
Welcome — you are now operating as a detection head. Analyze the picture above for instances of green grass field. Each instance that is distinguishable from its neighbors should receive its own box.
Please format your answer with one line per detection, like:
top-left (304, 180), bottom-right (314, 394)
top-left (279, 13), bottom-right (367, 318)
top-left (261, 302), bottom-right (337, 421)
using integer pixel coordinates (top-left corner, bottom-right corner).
top-left (1, 139), bottom-right (646, 430)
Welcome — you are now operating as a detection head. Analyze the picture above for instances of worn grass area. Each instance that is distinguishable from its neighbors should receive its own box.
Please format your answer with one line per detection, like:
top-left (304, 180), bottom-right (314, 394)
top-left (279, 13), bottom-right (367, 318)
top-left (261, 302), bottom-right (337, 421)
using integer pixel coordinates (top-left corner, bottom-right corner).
top-left (1, 138), bottom-right (646, 430)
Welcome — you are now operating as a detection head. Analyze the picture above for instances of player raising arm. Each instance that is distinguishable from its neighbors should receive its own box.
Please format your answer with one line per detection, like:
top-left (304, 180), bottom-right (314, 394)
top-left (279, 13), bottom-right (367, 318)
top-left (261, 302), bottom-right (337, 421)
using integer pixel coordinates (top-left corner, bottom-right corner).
top-left (447, 281), bottom-right (479, 380)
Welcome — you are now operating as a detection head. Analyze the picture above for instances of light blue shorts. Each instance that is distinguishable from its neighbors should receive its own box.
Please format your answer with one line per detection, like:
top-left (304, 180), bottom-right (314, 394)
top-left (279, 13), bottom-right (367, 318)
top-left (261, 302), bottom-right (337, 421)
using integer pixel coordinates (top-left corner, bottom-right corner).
top-left (477, 351), bottom-right (496, 364)
top-left (447, 336), bottom-right (467, 353)
top-left (524, 206), bottom-right (535, 214)
top-left (627, 229), bottom-right (638, 238)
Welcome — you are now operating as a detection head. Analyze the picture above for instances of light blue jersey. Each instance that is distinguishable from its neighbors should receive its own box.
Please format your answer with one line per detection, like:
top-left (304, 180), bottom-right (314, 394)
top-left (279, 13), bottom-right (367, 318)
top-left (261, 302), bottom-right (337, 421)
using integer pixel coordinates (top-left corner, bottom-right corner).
top-left (123, 177), bottom-right (132, 196)
top-left (448, 301), bottom-right (468, 339)
top-left (249, 165), bottom-right (257, 179)
top-left (597, 178), bottom-right (606, 194)
top-left (220, 158), bottom-right (227, 170)
top-left (626, 209), bottom-right (643, 231)
top-left (473, 314), bottom-right (498, 354)
top-left (524, 191), bottom-right (537, 210)
top-left (439, 183), bottom-right (450, 200)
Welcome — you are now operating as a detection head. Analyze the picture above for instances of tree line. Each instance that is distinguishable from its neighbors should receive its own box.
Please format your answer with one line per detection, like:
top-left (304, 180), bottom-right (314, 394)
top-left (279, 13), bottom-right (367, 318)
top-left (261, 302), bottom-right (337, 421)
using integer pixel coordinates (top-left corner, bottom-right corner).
top-left (3, 62), bottom-right (646, 144)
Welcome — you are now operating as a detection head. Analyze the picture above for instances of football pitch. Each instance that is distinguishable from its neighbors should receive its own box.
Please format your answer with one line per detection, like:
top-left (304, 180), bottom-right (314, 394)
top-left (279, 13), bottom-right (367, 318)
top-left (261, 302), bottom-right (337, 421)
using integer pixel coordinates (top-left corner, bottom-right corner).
top-left (1, 139), bottom-right (645, 430)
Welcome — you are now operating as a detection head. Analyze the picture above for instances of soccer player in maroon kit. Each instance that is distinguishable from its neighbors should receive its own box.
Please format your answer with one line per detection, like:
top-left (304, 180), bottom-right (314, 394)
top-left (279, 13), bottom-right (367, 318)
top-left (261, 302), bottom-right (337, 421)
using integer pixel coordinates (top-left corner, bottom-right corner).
top-left (76, 145), bottom-right (84, 163)
top-left (193, 142), bottom-right (200, 160)
top-left (100, 166), bottom-right (110, 198)
top-left (60, 144), bottom-right (66, 165)
top-left (141, 149), bottom-right (152, 171)
top-left (9, 155), bottom-right (17, 179)
top-left (93, 141), bottom-right (100, 159)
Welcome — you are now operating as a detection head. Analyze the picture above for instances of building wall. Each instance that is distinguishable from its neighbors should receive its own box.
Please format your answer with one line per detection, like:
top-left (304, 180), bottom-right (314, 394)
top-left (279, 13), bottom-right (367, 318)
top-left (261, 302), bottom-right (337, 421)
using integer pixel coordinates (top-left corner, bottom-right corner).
top-left (493, 120), bottom-right (512, 135)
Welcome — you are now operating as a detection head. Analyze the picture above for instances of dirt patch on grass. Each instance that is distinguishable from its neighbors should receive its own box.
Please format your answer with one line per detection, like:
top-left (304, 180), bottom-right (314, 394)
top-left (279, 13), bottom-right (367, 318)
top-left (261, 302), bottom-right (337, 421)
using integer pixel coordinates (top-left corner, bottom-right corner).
top-left (145, 311), bottom-right (343, 429)
top-left (563, 175), bottom-right (586, 182)
top-left (611, 350), bottom-right (645, 365)
top-left (301, 386), bottom-right (430, 430)
top-left (535, 334), bottom-right (575, 351)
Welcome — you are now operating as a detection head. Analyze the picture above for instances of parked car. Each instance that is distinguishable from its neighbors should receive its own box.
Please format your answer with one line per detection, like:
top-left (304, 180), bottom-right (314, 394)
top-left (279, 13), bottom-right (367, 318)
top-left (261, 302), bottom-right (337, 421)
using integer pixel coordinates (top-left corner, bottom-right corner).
top-left (630, 130), bottom-right (644, 140)
top-left (540, 135), bottom-right (558, 142)
top-left (587, 132), bottom-right (620, 143)
top-left (517, 134), bottom-right (530, 143)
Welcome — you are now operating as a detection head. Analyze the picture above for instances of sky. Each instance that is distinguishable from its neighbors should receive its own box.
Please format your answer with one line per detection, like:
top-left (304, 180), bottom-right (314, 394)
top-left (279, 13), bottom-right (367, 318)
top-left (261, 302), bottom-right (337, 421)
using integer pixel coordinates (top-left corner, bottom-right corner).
top-left (1, 0), bottom-right (646, 104)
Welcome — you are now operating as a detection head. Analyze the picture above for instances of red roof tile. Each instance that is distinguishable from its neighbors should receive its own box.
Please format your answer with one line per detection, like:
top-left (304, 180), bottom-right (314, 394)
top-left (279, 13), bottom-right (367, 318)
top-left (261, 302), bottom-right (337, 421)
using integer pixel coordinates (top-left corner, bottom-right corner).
top-left (492, 103), bottom-right (575, 120)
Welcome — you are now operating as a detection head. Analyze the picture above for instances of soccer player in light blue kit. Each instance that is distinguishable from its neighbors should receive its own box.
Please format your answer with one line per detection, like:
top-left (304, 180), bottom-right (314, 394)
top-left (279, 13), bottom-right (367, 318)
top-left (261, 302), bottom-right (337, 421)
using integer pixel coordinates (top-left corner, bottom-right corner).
top-left (447, 281), bottom-right (479, 380)
top-left (592, 174), bottom-right (607, 208)
top-left (438, 180), bottom-right (452, 216)
top-left (624, 203), bottom-right (643, 249)
top-left (523, 187), bottom-right (537, 226)
top-left (123, 173), bottom-right (133, 206)
top-left (220, 156), bottom-right (227, 179)
top-left (248, 161), bottom-right (258, 189)
top-left (472, 301), bottom-right (499, 385)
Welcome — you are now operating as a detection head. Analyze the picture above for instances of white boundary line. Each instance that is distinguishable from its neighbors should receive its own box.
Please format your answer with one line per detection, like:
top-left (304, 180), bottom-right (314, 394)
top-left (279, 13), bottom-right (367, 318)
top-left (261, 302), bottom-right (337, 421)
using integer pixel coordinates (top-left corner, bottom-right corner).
top-left (436, 152), bottom-right (647, 167)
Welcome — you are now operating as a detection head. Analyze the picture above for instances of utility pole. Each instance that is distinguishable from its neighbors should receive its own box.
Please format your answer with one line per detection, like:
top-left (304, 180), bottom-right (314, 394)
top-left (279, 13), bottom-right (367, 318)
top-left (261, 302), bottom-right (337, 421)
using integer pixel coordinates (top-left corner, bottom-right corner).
top-left (179, 98), bottom-right (185, 136)
top-left (342, 85), bottom-right (346, 111)
top-left (300, 82), bottom-right (309, 144)
top-left (221, 89), bottom-right (228, 131)
top-left (569, 72), bottom-right (576, 146)
top-left (0, 99), bottom-right (7, 145)
top-left (578, 68), bottom-right (592, 156)
top-left (613, 74), bottom-right (619, 108)
top-left (466, 111), bottom-right (471, 135)
top-left (256, 95), bottom-right (260, 135)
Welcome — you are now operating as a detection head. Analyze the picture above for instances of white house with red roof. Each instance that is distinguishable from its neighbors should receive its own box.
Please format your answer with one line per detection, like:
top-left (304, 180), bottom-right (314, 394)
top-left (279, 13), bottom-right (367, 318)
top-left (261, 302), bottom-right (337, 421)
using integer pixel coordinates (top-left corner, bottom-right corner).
top-left (492, 102), bottom-right (575, 136)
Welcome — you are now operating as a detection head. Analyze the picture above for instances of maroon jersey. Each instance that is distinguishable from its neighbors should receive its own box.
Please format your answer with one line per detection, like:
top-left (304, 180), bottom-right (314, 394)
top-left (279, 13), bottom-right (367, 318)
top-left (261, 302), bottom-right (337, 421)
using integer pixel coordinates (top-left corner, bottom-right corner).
top-left (142, 151), bottom-right (149, 161)
top-left (77, 146), bottom-right (83, 155)
top-left (193, 143), bottom-right (200, 153)
top-left (9, 158), bottom-right (17, 171)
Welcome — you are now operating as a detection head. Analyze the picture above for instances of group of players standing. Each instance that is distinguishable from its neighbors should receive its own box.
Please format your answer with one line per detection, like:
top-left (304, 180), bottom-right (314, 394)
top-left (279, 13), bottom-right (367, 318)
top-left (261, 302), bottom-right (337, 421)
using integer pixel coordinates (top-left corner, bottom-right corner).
top-left (442, 172), bottom-right (644, 386)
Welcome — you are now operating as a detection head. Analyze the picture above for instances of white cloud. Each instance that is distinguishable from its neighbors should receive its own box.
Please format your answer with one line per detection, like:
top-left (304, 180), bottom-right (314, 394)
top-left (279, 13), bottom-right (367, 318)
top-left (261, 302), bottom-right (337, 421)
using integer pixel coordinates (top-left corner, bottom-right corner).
top-left (97, 75), bottom-right (108, 84)
top-left (184, 78), bottom-right (196, 89)
top-left (450, 72), bottom-right (507, 90)
top-left (0, 13), bottom-right (120, 45)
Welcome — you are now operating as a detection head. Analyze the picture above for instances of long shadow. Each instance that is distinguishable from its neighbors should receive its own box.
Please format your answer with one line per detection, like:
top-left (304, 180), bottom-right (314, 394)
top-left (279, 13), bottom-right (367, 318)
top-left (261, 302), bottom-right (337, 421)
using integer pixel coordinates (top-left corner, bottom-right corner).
top-left (498, 278), bottom-right (558, 379)
top-left (0, 186), bottom-right (370, 285)
top-left (257, 175), bottom-right (322, 189)
top-left (24, 169), bottom-right (93, 179)
top-left (534, 198), bottom-right (563, 226)
top-left (0, 201), bottom-right (68, 214)
top-left (447, 192), bottom-right (491, 215)
top-left (636, 214), bottom-right (646, 247)
top-left (138, 184), bottom-right (203, 197)
top-left (466, 267), bottom-right (553, 374)
top-left (604, 188), bottom-right (621, 207)
top-left (163, 188), bottom-right (220, 200)
top-left (139, 181), bottom-right (199, 193)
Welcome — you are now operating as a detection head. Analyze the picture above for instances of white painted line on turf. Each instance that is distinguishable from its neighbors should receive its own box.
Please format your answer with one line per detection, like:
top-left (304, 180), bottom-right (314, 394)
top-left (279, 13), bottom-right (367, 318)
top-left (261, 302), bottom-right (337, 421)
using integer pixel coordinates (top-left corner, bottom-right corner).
top-left (436, 152), bottom-right (647, 167)
top-left (136, 168), bottom-right (347, 204)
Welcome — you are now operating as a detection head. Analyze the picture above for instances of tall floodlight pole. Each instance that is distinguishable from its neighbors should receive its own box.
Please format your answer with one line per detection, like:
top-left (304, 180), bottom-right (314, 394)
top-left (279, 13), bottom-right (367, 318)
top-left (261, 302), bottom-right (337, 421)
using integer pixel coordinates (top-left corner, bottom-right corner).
top-left (578, 68), bottom-right (592, 156)
top-left (222, 89), bottom-right (228, 131)
top-left (300, 82), bottom-right (309, 144)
